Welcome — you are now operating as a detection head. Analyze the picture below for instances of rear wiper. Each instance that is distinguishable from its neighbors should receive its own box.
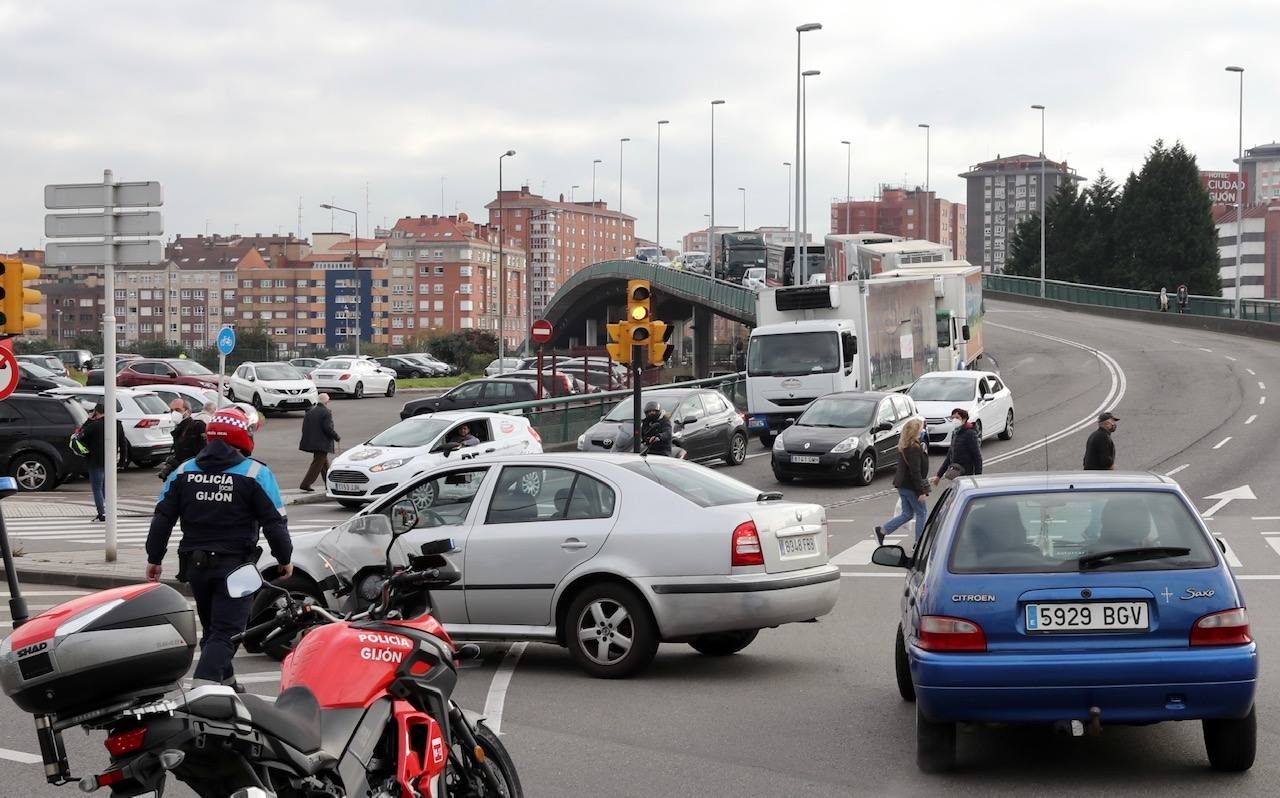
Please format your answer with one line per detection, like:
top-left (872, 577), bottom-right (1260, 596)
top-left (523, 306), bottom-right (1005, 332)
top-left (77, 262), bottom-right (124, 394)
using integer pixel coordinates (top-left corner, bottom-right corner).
top-left (1078, 546), bottom-right (1191, 570)
top-left (757, 491), bottom-right (784, 502)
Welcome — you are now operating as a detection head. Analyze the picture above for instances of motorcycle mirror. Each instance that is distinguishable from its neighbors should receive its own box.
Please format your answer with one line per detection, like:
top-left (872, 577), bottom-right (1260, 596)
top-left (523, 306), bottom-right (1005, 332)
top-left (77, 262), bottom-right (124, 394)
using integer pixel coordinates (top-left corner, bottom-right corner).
top-left (226, 563), bottom-right (264, 598)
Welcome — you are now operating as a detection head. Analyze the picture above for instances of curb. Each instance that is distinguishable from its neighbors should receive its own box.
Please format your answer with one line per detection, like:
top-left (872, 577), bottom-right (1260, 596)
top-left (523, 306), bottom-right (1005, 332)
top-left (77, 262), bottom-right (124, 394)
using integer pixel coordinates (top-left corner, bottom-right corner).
top-left (0, 565), bottom-right (192, 596)
top-left (283, 491), bottom-right (330, 506)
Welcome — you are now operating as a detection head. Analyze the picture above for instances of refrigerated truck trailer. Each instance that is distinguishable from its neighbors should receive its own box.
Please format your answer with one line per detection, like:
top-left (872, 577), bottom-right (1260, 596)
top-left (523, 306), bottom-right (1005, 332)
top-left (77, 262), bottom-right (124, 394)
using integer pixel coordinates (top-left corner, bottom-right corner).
top-left (874, 262), bottom-right (984, 371)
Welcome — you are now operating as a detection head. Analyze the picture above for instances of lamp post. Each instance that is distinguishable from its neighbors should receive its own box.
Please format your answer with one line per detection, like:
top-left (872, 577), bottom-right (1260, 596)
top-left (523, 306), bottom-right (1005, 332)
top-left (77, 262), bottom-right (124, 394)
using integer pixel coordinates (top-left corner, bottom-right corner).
top-left (589, 158), bottom-right (602, 268)
top-left (1227, 65), bottom-right (1245, 318)
top-left (618, 137), bottom-right (630, 260)
top-left (710, 99), bottom-right (725, 277)
top-left (783, 162), bottom-right (792, 231)
top-left (319, 202), bottom-right (360, 355)
top-left (794, 22), bottom-right (822, 286)
top-left (570, 185), bottom-right (579, 203)
top-left (918, 123), bottom-right (931, 242)
top-left (497, 149), bottom-right (516, 372)
top-left (800, 69), bottom-right (820, 279)
top-left (1031, 105), bottom-right (1046, 296)
top-left (840, 141), bottom-right (851, 235)
top-left (656, 120), bottom-right (669, 257)
top-left (55, 308), bottom-right (62, 342)
top-left (449, 289), bottom-right (458, 333)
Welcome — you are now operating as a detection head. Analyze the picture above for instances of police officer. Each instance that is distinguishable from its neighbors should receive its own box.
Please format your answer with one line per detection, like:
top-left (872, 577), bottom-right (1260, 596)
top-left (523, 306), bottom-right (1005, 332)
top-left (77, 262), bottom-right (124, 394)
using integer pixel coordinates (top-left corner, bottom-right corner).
top-left (145, 408), bottom-right (293, 689)
top-left (640, 400), bottom-right (673, 456)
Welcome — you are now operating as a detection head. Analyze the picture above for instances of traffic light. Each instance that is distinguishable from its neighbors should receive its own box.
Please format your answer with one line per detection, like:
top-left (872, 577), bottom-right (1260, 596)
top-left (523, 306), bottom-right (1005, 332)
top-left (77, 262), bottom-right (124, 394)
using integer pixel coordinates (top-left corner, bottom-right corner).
top-left (605, 321), bottom-right (631, 363)
top-left (0, 257), bottom-right (42, 335)
top-left (627, 280), bottom-right (652, 345)
top-left (648, 320), bottom-right (674, 366)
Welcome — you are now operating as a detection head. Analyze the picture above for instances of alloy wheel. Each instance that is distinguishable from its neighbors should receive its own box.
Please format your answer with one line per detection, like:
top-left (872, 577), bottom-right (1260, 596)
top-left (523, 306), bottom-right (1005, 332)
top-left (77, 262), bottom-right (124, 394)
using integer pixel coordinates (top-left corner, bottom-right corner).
top-left (861, 453), bottom-right (876, 484)
top-left (576, 599), bottom-right (634, 666)
top-left (14, 458), bottom-right (48, 491)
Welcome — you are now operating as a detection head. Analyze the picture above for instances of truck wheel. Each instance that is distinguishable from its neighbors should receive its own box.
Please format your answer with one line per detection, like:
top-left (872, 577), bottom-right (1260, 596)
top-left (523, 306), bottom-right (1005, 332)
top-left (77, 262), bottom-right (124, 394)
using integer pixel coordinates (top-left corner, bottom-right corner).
top-left (759, 432), bottom-right (776, 448)
top-left (854, 451), bottom-right (876, 486)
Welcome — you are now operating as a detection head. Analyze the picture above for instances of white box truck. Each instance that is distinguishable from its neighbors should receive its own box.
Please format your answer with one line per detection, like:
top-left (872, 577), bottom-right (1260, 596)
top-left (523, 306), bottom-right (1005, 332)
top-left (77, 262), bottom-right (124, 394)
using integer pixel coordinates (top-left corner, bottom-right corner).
top-left (745, 277), bottom-right (940, 443)
top-left (874, 262), bottom-right (984, 371)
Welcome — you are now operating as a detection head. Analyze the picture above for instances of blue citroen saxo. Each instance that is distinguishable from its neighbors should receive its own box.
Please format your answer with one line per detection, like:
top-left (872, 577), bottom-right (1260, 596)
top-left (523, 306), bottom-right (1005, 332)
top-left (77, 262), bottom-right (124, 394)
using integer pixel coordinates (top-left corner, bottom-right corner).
top-left (872, 473), bottom-right (1258, 773)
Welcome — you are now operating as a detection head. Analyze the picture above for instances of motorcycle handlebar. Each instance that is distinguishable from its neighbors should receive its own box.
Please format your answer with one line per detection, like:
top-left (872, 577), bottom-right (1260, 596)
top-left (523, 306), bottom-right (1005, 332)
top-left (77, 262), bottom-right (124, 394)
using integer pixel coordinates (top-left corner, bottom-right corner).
top-left (232, 614), bottom-right (284, 645)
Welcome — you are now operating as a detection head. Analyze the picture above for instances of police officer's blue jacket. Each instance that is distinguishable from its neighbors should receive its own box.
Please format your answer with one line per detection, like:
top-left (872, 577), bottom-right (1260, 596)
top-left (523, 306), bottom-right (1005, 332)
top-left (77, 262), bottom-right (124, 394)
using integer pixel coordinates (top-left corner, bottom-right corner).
top-left (146, 439), bottom-right (292, 567)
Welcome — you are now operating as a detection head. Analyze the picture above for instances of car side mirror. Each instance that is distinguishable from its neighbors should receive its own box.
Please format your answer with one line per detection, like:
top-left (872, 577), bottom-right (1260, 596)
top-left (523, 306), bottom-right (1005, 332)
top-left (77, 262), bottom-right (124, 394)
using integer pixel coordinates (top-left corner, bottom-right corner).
top-left (871, 544), bottom-right (911, 569)
top-left (877, 421), bottom-right (893, 432)
top-left (247, 375), bottom-right (256, 382)
top-left (683, 416), bottom-right (698, 425)
top-left (983, 393), bottom-right (996, 402)
top-left (784, 418), bottom-right (796, 427)
top-left (1216, 537), bottom-right (1227, 555)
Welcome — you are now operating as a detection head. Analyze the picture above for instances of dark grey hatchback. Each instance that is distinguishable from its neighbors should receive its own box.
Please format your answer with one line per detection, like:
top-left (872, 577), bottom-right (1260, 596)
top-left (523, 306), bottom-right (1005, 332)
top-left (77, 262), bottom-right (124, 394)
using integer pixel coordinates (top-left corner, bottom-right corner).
top-left (576, 388), bottom-right (749, 466)
top-left (771, 391), bottom-right (919, 485)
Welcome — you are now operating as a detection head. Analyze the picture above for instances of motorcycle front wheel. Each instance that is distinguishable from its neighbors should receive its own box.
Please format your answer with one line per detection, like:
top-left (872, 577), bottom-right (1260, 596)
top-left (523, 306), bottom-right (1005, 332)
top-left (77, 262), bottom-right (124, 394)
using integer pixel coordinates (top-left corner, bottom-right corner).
top-left (448, 722), bottom-right (523, 797)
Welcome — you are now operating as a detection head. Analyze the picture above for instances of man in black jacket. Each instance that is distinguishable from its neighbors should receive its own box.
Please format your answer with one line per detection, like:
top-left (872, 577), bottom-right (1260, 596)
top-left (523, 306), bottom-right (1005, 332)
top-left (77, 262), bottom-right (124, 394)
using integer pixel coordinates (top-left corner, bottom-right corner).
top-left (80, 403), bottom-right (108, 522)
top-left (1083, 412), bottom-right (1118, 470)
top-left (146, 408), bottom-right (292, 687)
top-left (640, 401), bottom-right (673, 456)
top-left (298, 393), bottom-right (340, 491)
top-left (933, 408), bottom-right (983, 485)
top-left (168, 399), bottom-right (206, 465)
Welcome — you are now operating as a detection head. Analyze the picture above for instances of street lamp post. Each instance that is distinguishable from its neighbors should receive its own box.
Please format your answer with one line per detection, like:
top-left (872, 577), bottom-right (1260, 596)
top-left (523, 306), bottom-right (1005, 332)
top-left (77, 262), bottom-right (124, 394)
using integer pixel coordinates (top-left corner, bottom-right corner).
top-left (319, 202), bottom-right (360, 355)
top-left (618, 137), bottom-right (630, 260)
top-left (590, 158), bottom-right (602, 268)
top-left (840, 141), bottom-right (851, 235)
top-left (570, 185), bottom-right (579, 203)
top-left (1031, 105), bottom-right (1045, 296)
top-left (497, 149), bottom-right (516, 372)
top-left (710, 99), bottom-right (725, 277)
top-left (1227, 65), bottom-right (1245, 318)
top-left (801, 70), bottom-right (820, 280)
top-left (656, 120), bottom-right (669, 257)
top-left (738, 187), bottom-right (747, 230)
top-left (794, 22), bottom-right (822, 286)
top-left (918, 123), bottom-right (931, 242)
top-left (783, 162), bottom-right (792, 231)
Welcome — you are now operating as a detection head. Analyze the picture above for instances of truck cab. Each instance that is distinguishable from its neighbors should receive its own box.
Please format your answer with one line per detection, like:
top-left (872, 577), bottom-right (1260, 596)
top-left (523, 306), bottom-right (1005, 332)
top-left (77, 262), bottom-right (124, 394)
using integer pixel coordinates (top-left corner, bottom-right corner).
top-left (746, 319), bottom-right (858, 443)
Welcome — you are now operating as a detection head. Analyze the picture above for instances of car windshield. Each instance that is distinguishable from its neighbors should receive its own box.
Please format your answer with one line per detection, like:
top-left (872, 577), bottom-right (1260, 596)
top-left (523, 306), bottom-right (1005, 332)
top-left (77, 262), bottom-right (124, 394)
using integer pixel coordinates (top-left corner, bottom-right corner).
top-left (171, 361), bottom-right (213, 376)
top-left (622, 459), bottom-right (762, 507)
top-left (22, 362), bottom-right (54, 377)
top-left (948, 490), bottom-right (1218, 574)
top-left (256, 364), bottom-right (303, 381)
top-left (367, 417), bottom-right (454, 448)
top-left (797, 397), bottom-right (876, 428)
top-left (909, 376), bottom-right (976, 402)
top-left (603, 394), bottom-right (680, 421)
top-left (134, 394), bottom-right (170, 415)
top-left (747, 332), bottom-right (840, 376)
top-left (320, 359), bottom-right (352, 370)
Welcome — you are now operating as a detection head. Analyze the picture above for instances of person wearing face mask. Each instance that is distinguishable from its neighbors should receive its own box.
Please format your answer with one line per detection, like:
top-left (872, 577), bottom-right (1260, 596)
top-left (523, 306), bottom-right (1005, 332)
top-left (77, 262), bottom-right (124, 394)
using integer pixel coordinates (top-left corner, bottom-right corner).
top-left (931, 407), bottom-right (983, 486)
top-left (639, 401), bottom-right (673, 457)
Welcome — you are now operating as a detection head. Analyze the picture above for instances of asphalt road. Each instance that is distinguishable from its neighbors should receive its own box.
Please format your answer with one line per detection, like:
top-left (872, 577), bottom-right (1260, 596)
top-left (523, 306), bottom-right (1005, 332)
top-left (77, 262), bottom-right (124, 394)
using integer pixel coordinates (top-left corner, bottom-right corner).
top-left (4, 298), bottom-right (1280, 795)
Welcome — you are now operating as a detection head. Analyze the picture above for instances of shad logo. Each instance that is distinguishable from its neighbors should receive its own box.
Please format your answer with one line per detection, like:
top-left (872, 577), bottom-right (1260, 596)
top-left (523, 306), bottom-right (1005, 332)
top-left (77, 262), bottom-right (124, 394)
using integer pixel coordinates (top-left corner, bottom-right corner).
top-left (15, 641), bottom-right (48, 658)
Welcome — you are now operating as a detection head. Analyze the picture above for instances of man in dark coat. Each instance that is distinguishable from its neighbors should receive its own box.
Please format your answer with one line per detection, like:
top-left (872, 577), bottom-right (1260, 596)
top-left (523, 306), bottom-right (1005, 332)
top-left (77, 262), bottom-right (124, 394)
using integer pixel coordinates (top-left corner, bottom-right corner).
top-left (640, 401), bottom-right (673, 456)
top-left (1083, 411), bottom-right (1118, 470)
top-left (933, 407), bottom-right (983, 485)
top-left (171, 399), bottom-right (207, 464)
top-left (298, 393), bottom-right (340, 491)
top-left (80, 403), bottom-right (108, 522)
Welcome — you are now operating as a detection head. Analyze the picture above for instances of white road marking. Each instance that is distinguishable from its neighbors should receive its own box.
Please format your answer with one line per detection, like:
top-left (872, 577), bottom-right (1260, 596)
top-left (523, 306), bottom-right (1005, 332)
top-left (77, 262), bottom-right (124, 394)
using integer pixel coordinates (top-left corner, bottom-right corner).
top-left (0, 747), bottom-right (42, 764)
top-left (1253, 516), bottom-right (1280, 521)
top-left (1261, 531), bottom-right (1280, 537)
top-left (1198, 347), bottom-right (1213, 353)
top-left (1164, 464), bottom-right (1190, 477)
top-left (1237, 575), bottom-right (1280, 580)
top-left (1220, 538), bottom-right (1244, 568)
top-left (484, 642), bottom-right (527, 736)
top-left (1225, 355), bottom-right (1238, 362)
top-left (831, 540), bottom-right (880, 566)
top-left (1265, 539), bottom-right (1280, 560)
top-left (1260, 382), bottom-right (1267, 391)
top-left (1201, 485), bottom-right (1255, 519)
top-left (839, 571), bottom-right (903, 578)
top-left (1261, 396), bottom-right (1267, 405)
top-left (1246, 415), bottom-right (1258, 425)
top-left (744, 452), bottom-right (770, 460)
top-left (1247, 368), bottom-right (1257, 376)
top-left (983, 322), bottom-right (1127, 469)
top-left (1213, 437), bottom-right (1232, 450)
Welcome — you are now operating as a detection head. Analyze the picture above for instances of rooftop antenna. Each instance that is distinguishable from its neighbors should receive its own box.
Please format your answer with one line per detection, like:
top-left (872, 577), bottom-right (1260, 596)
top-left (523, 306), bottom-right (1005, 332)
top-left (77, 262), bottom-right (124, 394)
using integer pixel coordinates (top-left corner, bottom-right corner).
top-left (329, 198), bottom-right (335, 230)
top-left (297, 197), bottom-right (303, 238)
top-left (365, 181), bottom-right (370, 236)
top-left (440, 177), bottom-right (445, 216)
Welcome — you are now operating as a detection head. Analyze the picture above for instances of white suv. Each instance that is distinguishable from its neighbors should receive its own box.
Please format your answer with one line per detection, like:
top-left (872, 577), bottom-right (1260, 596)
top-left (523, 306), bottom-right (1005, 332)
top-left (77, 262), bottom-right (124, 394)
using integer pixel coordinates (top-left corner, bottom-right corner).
top-left (228, 362), bottom-right (318, 412)
top-left (326, 411), bottom-right (542, 507)
top-left (44, 386), bottom-right (177, 468)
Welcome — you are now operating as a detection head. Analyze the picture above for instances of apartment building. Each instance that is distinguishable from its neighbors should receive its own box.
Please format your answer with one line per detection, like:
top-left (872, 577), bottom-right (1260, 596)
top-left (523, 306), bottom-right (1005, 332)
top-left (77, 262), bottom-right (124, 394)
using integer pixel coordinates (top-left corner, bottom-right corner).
top-left (830, 187), bottom-right (967, 260)
top-left (959, 155), bottom-right (1085, 272)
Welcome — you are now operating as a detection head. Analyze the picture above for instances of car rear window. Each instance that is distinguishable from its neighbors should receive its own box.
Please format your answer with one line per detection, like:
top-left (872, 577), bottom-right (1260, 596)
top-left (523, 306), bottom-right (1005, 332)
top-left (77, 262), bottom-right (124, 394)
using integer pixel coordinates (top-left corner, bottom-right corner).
top-left (948, 490), bottom-right (1218, 574)
top-left (319, 360), bottom-right (351, 370)
top-left (621, 459), bottom-right (761, 507)
top-left (134, 394), bottom-right (170, 415)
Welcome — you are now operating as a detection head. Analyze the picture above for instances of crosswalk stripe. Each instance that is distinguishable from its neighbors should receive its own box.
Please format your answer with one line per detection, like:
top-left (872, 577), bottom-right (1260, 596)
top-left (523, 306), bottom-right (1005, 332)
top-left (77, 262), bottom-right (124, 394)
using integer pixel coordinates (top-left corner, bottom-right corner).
top-left (1265, 538), bottom-right (1280, 559)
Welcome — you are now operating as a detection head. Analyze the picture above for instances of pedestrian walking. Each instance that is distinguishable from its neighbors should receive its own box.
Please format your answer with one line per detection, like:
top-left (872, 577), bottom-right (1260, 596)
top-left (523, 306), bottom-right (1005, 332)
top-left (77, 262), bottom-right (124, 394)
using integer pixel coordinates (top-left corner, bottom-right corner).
top-left (145, 408), bottom-right (292, 690)
top-left (79, 402), bottom-right (108, 522)
top-left (931, 408), bottom-right (983, 486)
top-left (299, 393), bottom-right (340, 492)
top-left (1176, 284), bottom-right (1189, 314)
top-left (1083, 411), bottom-right (1118, 470)
top-left (1159, 287), bottom-right (1169, 312)
top-left (875, 418), bottom-right (930, 546)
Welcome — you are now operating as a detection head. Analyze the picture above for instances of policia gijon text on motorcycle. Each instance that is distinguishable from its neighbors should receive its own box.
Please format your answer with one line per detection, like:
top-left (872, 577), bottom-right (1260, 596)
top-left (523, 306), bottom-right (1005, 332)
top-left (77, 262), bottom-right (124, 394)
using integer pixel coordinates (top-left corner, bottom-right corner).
top-left (145, 408), bottom-right (293, 688)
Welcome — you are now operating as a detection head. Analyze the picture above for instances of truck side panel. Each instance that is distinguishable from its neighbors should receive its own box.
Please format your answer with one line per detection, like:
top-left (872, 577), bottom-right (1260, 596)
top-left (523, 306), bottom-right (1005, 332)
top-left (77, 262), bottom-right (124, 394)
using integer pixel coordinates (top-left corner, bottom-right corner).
top-left (964, 269), bottom-right (984, 364)
top-left (863, 278), bottom-right (940, 391)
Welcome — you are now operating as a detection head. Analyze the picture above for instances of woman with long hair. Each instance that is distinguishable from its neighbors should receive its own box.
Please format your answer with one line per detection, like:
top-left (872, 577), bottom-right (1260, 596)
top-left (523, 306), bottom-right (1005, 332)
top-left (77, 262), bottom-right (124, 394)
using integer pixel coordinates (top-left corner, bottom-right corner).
top-left (875, 418), bottom-right (930, 545)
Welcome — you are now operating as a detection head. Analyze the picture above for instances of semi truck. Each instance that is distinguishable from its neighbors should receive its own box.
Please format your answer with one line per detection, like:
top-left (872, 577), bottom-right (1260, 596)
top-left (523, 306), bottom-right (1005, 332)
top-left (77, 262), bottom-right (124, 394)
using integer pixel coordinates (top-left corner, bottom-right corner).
top-left (745, 276), bottom-right (941, 443)
top-left (715, 231), bottom-right (767, 282)
top-left (874, 261), bottom-right (984, 371)
top-left (765, 243), bottom-right (826, 287)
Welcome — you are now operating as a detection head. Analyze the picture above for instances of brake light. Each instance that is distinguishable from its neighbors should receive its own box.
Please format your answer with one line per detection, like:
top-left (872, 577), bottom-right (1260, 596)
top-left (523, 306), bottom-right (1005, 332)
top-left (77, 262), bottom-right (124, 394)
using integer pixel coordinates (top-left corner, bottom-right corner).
top-left (134, 418), bottom-right (159, 428)
top-left (339, 374), bottom-right (351, 381)
top-left (94, 769), bottom-right (127, 788)
top-left (104, 727), bottom-right (147, 756)
top-left (918, 615), bottom-right (987, 652)
top-left (1190, 608), bottom-right (1252, 646)
top-left (528, 426), bottom-right (542, 443)
top-left (731, 521), bottom-right (764, 566)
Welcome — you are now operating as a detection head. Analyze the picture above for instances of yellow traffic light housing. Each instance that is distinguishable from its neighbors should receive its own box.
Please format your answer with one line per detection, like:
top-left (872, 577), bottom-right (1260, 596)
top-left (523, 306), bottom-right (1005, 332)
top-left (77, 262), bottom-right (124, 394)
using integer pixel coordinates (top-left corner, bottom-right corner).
top-left (649, 320), bottom-right (674, 366)
top-left (606, 321), bottom-right (631, 363)
top-left (626, 280), bottom-right (652, 346)
top-left (0, 258), bottom-right (42, 335)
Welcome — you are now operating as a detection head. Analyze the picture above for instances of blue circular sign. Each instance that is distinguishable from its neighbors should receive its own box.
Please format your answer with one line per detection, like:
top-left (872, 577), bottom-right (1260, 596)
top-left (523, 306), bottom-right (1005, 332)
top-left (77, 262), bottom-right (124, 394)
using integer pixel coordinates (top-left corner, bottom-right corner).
top-left (217, 326), bottom-right (236, 355)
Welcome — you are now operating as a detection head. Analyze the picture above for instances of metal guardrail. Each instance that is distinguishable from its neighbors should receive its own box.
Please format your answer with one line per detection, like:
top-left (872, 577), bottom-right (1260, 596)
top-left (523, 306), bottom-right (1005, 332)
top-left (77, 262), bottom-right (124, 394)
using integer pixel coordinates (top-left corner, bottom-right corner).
top-left (983, 274), bottom-right (1280, 323)
top-left (466, 371), bottom-right (747, 446)
top-left (549, 259), bottom-right (758, 324)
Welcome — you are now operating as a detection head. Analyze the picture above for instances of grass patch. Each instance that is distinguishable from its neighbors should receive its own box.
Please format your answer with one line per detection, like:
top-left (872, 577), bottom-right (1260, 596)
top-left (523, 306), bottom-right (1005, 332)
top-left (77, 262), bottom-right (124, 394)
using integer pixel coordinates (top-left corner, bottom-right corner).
top-left (69, 368), bottom-right (88, 385)
top-left (397, 374), bottom-right (479, 389)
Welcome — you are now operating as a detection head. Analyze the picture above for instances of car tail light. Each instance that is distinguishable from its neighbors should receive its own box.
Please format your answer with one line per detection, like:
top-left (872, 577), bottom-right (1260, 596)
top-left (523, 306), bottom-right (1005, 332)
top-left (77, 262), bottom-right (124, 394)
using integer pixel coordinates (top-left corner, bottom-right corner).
top-left (339, 374), bottom-right (351, 381)
top-left (528, 426), bottom-right (542, 443)
top-left (731, 521), bottom-right (764, 567)
top-left (918, 615), bottom-right (987, 652)
top-left (104, 727), bottom-right (147, 756)
top-left (1190, 608), bottom-right (1252, 646)
top-left (134, 418), bottom-right (159, 428)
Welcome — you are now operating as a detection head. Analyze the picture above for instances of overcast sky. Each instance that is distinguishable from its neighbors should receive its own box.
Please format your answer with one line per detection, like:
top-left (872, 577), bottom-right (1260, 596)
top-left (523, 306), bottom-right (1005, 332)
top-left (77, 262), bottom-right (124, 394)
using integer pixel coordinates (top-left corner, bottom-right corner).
top-left (1, 0), bottom-right (1274, 253)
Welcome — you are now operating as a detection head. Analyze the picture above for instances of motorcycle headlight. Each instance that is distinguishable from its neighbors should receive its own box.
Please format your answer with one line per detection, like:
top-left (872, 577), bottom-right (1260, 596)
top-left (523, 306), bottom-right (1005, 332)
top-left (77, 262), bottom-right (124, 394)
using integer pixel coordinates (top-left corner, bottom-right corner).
top-left (370, 457), bottom-right (410, 473)
top-left (772, 435), bottom-right (785, 451)
top-left (830, 436), bottom-right (860, 454)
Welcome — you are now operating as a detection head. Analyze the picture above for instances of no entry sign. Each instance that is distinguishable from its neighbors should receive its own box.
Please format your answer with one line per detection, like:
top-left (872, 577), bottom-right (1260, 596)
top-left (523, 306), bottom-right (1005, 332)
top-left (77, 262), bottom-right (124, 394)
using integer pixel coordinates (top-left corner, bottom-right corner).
top-left (530, 319), bottom-right (554, 345)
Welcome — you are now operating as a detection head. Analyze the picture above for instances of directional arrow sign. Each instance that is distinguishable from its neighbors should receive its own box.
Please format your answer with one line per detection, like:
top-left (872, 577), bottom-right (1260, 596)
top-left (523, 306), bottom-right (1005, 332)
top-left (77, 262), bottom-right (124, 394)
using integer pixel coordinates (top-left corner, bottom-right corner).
top-left (1201, 485), bottom-right (1256, 519)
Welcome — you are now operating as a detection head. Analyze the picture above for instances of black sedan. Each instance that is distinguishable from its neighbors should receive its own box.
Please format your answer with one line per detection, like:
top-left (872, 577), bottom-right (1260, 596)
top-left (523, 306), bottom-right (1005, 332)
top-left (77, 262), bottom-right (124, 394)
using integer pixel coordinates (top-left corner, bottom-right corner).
top-left (770, 391), bottom-right (918, 485)
top-left (576, 388), bottom-right (748, 465)
top-left (16, 362), bottom-right (79, 393)
top-left (399, 378), bottom-right (539, 419)
top-left (376, 356), bottom-right (435, 378)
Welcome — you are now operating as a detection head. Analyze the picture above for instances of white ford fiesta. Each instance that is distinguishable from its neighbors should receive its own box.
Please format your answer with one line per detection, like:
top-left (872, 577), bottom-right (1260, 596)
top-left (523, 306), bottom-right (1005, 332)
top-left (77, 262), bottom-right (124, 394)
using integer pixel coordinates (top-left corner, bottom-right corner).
top-left (325, 410), bottom-right (542, 507)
